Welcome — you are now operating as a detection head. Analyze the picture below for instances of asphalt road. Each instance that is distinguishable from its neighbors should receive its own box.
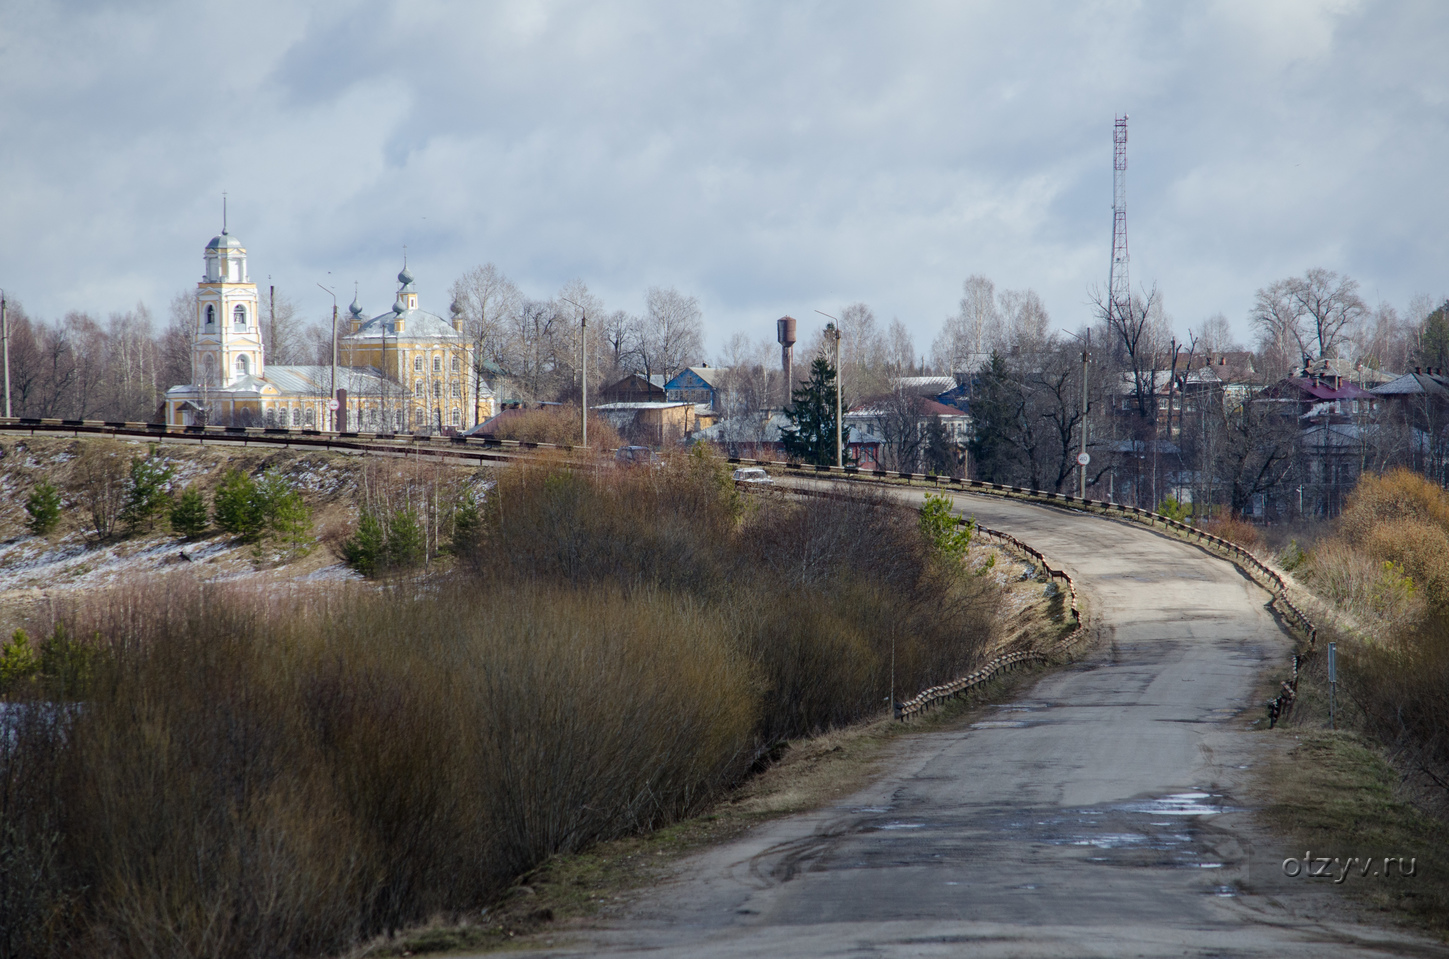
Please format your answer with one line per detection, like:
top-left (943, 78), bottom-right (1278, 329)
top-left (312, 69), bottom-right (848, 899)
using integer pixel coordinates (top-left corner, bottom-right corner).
top-left (523, 487), bottom-right (1446, 958)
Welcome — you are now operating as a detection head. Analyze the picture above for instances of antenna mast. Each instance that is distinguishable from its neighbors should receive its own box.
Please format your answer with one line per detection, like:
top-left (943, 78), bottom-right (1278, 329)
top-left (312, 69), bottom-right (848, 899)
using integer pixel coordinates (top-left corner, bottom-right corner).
top-left (1108, 115), bottom-right (1129, 323)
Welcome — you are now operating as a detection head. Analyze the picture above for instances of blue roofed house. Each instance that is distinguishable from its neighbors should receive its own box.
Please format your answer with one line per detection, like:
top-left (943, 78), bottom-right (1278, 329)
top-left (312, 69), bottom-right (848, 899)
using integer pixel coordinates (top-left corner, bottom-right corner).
top-left (664, 366), bottom-right (728, 411)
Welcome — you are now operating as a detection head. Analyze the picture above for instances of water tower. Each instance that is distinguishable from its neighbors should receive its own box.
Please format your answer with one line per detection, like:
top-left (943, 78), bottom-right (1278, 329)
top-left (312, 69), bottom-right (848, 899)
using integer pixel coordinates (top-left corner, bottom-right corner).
top-left (776, 315), bottom-right (797, 404)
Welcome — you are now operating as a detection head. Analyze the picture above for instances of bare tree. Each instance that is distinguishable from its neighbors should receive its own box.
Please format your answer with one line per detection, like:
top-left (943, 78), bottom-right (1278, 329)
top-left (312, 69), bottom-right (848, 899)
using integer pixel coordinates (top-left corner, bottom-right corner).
top-left (931, 275), bottom-right (999, 376)
top-left (159, 290), bottom-right (198, 391)
top-left (886, 318), bottom-right (915, 376)
top-left (451, 263), bottom-right (523, 406)
top-left (1253, 268), bottom-right (1366, 367)
top-left (264, 287), bottom-right (305, 364)
top-left (1192, 313), bottom-right (1241, 353)
top-left (997, 288), bottom-right (1052, 355)
top-left (599, 310), bottom-right (641, 381)
top-left (637, 286), bottom-right (703, 384)
top-left (1094, 284), bottom-right (1168, 424)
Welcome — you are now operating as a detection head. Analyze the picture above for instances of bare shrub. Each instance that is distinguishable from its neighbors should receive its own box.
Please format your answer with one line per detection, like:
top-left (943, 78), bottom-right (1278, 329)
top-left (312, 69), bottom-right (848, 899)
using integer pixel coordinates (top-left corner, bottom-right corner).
top-left (1199, 514), bottom-right (1260, 550)
top-left (10, 576), bottom-right (755, 958)
top-left (1303, 540), bottom-right (1425, 635)
top-left (487, 405), bottom-right (623, 449)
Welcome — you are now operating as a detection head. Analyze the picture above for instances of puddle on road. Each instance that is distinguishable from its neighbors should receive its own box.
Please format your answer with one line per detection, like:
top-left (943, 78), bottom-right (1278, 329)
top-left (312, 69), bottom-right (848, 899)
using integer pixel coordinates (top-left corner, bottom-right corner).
top-left (1121, 792), bottom-right (1230, 816)
top-left (970, 720), bottom-right (1030, 729)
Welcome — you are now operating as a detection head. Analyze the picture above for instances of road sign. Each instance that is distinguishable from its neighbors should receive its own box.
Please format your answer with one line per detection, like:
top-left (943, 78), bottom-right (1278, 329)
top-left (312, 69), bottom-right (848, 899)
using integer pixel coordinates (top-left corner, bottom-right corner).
top-left (328, 399), bottom-right (340, 411)
top-left (1076, 452), bottom-right (1091, 466)
top-left (1327, 642), bottom-right (1336, 683)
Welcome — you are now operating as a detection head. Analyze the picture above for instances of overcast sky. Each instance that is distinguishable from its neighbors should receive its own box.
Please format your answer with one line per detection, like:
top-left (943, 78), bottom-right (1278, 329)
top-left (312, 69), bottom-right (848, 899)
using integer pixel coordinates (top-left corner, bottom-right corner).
top-left (2, 0), bottom-right (1447, 357)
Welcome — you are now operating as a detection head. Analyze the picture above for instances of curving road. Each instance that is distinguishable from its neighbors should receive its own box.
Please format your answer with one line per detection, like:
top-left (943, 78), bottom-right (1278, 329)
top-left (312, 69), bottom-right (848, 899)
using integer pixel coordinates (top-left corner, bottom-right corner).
top-left (523, 488), bottom-right (1446, 958)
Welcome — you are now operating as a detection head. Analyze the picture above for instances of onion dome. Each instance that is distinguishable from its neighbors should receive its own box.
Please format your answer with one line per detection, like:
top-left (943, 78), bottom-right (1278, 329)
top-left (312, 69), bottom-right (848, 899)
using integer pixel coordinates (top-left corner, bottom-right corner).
top-left (450, 296), bottom-right (464, 317)
top-left (393, 296), bottom-right (407, 315)
top-left (349, 294), bottom-right (364, 318)
top-left (397, 265), bottom-right (415, 287)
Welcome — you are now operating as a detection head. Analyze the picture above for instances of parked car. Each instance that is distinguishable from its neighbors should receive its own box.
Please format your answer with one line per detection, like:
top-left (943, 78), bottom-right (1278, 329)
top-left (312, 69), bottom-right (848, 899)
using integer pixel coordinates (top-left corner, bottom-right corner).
top-left (615, 445), bottom-right (658, 468)
top-left (732, 467), bottom-right (772, 484)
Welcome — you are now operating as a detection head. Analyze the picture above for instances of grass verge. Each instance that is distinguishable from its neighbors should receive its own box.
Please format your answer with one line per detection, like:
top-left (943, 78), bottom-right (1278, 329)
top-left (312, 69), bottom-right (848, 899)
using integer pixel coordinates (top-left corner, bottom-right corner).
top-left (1259, 728), bottom-right (1449, 936)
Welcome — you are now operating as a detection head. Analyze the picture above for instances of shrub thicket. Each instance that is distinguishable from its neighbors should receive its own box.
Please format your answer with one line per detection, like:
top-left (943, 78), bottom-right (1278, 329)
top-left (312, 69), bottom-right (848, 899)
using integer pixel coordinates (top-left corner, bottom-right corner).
top-left (0, 448), bottom-right (1002, 957)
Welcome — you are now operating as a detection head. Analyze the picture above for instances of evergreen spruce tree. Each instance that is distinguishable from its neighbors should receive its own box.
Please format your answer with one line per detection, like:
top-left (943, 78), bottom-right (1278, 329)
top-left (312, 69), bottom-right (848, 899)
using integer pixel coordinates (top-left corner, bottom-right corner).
top-left (966, 352), bottom-right (1023, 483)
top-left (169, 486), bottom-right (210, 538)
top-left (120, 450), bottom-right (176, 533)
top-left (780, 356), bottom-right (847, 467)
top-left (24, 480), bottom-right (62, 535)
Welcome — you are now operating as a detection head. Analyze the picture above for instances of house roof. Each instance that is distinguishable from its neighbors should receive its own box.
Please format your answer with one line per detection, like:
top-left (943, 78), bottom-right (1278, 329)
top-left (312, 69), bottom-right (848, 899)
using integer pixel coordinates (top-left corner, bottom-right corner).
top-left (666, 366), bottom-right (729, 390)
top-left (592, 401), bottom-right (693, 411)
top-left (893, 376), bottom-right (958, 397)
top-left (847, 397), bottom-right (970, 418)
top-left (1262, 376), bottom-right (1377, 402)
top-left (1373, 370), bottom-right (1449, 397)
top-left (346, 308), bottom-right (463, 342)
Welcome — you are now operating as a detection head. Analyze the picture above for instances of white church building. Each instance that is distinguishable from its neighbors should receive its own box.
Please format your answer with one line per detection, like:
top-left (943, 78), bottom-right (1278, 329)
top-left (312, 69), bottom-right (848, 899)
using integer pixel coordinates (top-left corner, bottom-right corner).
top-left (164, 229), bottom-right (493, 431)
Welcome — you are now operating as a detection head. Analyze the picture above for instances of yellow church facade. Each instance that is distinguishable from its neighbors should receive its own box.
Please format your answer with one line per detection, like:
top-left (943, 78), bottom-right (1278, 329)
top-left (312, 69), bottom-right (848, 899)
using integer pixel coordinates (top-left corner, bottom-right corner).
top-left (164, 231), bottom-right (494, 431)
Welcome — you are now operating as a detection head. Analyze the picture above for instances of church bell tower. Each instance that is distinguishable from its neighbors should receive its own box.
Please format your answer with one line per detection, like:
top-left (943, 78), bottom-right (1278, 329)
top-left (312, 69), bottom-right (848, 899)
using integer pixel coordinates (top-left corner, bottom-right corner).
top-left (194, 226), bottom-right (263, 388)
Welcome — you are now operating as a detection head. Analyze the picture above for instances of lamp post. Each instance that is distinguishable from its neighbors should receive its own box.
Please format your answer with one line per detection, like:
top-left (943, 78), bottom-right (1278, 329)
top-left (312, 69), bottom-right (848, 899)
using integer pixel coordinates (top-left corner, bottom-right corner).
top-left (1063, 328), bottom-right (1092, 497)
top-left (1, 289), bottom-right (10, 418)
top-left (318, 282), bottom-right (337, 431)
top-left (562, 295), bottom-right (589, 448)
top-left (817, 311), bottom-right (843, 469)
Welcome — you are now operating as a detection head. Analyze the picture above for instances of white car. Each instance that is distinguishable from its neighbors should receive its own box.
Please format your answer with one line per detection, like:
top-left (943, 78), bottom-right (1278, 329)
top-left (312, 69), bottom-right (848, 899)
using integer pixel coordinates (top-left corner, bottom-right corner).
top-left (732, 467), bottom-right (772, 484)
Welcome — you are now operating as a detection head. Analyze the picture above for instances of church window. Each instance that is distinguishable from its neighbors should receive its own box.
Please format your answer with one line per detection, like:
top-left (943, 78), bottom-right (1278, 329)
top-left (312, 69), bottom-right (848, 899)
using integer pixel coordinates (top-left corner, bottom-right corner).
top-left (432, 356), bottom-right (441, 373)
top-left (291, 408), bottom-right (300, 427)
top-left (451, 356), bottom-right (461, 373)
top-left (433, 381), bottom-right (442, 398)
top-left (266, 409), bottom-right (277, 428)
top-left (304, 408), bottom-right (315, 428)
top-left (414, 381), bottom-right (423, 397)
top-left (203, 354), bottom-right (216, 386)
top-left (205, 304), bottom-right (215, 327)
top-left (233, 305), bottom-right (247, 331)
top-left (451, 381), bottom-right (461, 398)
top-left (452, 408), bottom-right (461, 427)
top-left (413, 356), bottom-right (423, 372)
top-left (415, 407), bottom-right (424, 429)
top-left (236, 354), bottom-right (250, 376)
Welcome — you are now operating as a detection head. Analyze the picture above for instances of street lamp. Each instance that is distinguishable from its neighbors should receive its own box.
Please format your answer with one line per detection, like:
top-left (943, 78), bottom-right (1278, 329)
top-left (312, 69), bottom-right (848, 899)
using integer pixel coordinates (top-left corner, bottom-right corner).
top-left (1064, 327), bottom-right (1091, 498)
top-left (816, 310), bottom-right (843, 469)
top-left (561, 295), bottom-right (589, 448)
top-left (0, 288), bottom-right (10, 418)
top-left (318, 282), bottom-right (337, 431)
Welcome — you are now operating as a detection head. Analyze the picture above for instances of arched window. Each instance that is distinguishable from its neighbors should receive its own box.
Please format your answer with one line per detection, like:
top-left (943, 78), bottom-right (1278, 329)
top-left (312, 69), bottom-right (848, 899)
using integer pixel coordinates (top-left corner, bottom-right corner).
top-left (451, 408), bottom-right (461, 427)
top-left (205, 304), bottom-right (215, 327)
top-left (265, 408), bottom-right (277, 428)
top-left (304, 408), bottom-right (315, 428)
top-left (236, 354), bottom-right (250, 376)
top-left (415, 407), bottom-right (425, 430)
top-left (291, 408), bottom-right (300, 427)
top-left (414, 381), bottom-right (423, 397)
top-left (451, 356), bottom-right (460, 373)
top-left (451, 381), bottom-right (461, 398)
top-left (433, 381), bottom-right (442, 398)
top-left (432, 356), bottom-right (441, 372)
top-left (233, 305), bottom-right (247, 331)
top-left (413, 356), bottom-right (423, 372)
top-left (203, 354), bottom-right (216, 386)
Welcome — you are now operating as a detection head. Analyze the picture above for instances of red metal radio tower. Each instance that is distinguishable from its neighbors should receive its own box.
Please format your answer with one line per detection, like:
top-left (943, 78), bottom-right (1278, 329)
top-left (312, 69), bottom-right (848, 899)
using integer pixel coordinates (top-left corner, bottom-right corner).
top-left (1108, 115), bottom-right (1129, 322)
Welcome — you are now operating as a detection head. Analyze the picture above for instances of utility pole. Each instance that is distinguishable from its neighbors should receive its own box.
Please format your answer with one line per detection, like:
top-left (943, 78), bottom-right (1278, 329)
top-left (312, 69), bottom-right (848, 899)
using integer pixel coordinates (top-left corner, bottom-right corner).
top-left (817, 311), bottom-right (844, 468)
top-left (562, 295), bottom-right (590, 448)
top-left (1080, 327), bottom-right (1090, 497)
top-left (1, 290), bottom-right (10, 418)
top-left (318, 282), bottom-right (337, 431)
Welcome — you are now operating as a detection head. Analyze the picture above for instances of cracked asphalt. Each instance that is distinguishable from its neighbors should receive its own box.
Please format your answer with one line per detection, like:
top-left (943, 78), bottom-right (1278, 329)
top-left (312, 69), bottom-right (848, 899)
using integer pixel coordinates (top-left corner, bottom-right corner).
top-left (515, 487), bottom-right (1447, 958)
